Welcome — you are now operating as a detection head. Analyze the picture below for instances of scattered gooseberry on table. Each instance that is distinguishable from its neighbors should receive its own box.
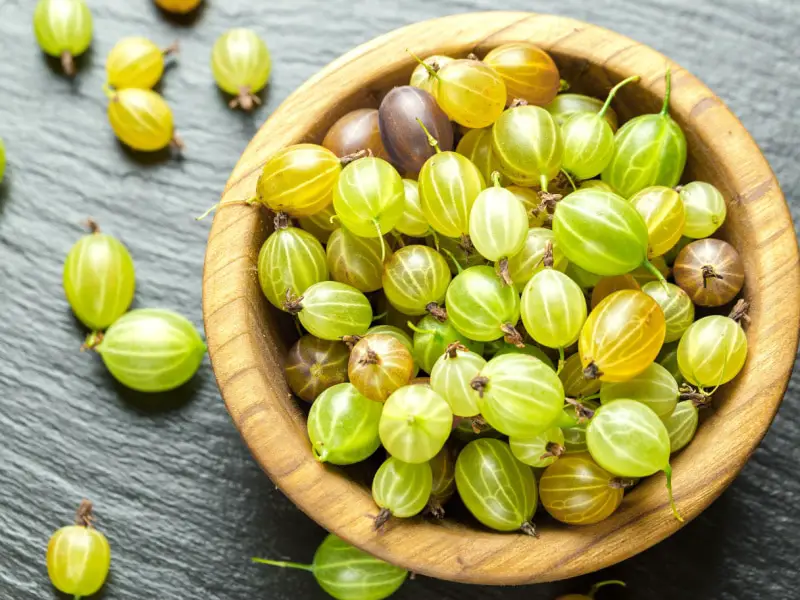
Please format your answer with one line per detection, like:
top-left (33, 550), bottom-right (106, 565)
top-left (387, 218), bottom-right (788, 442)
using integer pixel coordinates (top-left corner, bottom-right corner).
top-left (85, 308), bottom-right (206, 393)
top-left (673, 238), bottom-right (744, 307)
top-left (253, 533), bottom-right (408, 600)
top-left (327, 226), bottom-right (390, 293)
top-left (63, 220), bottom-right (135, 332)
top-left (285, 335), bottom-right (349, 403)
top-left (285, 281), bottom-right (373, 341)
top-left (378, 85), bottom-right (454, 174)
top-left (539, 453), bottom-right (625, 525)
top-left (348, 334), bottom-right (415, 403)
top-left (106, 87), bottom-right (180, 152)
top-left (153, 0), bottom-right (202, 13)
top-left (106, 37), bottom-right (177, 90)
top-left (33, 0), bottom-right (93, 76)
top-left (472, 353), bottom-right (565, 438)
top-left (602, 69), bottom-right (687, 197)
top-left (257, 214), bottom-right (328, 310)
top-left (579, 290), bottom-right (666, 382)
top-left (47, 500), bottom-right (110, 600)
top-left (382, 245), bottom-right (451, 317)
top-left (455, 438), bottom-right (538, 534)
top-left (678, 181), bottom-right (727, 238)
top-left (483, 41), bottom-right (561, 106)
top-left (587, 399), bottom-right (682, 521)
top-left (307, 383), bottom-right (382, 465)
top-left (372, 457), bottom-right (432, 529)
top-left (379, 385), bottom-right (453, 463)
top-left (211, 29), bottom-right (271, 110)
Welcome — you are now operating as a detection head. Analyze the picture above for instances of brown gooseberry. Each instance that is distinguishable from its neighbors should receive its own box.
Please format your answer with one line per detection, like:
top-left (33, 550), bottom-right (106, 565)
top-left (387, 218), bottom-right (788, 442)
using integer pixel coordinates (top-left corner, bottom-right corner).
top-left (284, 335), bottom-right (350, 402)
top-left (673, 238), bottom-right (744, 306)
top-left (348, 334), bottom-right (415, 402)
top-left (322, 108), bottom-right (392, 162)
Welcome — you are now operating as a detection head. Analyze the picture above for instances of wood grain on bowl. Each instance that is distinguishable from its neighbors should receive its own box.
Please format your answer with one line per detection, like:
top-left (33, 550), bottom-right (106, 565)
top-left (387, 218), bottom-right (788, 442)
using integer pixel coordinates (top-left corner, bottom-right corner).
top-left (202, 12), bottom-right (800, 585)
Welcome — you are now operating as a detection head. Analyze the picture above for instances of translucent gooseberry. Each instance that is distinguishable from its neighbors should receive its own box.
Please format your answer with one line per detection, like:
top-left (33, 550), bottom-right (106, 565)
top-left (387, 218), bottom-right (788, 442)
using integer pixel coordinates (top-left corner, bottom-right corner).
top-left (590, 274), bottom-right (640, 310)
top-left (285, 281), bottom-right (373, 341)
top-left (455, 438), bottom-right (538, 534)
top-left (472, 353), bottom-right (565, 438)
top-left (106, 37), bottom-right (177, 90)
top-left (257, 215), bottom-right (328, 311)
top-left (456, 127), bottom-right (509, 186)
top-left (394, 179), bottom-right (429, 237)
top-left (211, 29), bottom-right (271, 110)
top-left (579, 290), bottom-right (666, 382)
top-left (322, 108), bottom-right (392, 162)
top-left (483, 42), bottom-right (560, 106)
top-left (378, 86), bottom-right (454, 174)
top-left (256, 144), bottom-right (341, 217)
top-left (415, 56), bottom-right (506, 128)
top-left (348, 334), bottom-right (414, 403)
top-left (678, 181), bottom-right (727, 239)
top-left (284, 335), bottom-right (349, 403)
top-left (34, 0), bottom-right (93, 76)
top-left (47, 501), bottom-right (110, 599)
top-left (254, 533), bottom-right (408, 600)
top-left (469, 172), bottom-right (529, 283)
top-left (494, 342), bottom-right (555, 371)
top-left (642, 281), bottom-right (695, 342)
top-left (430, 342), bottom-right (486, 417)
top-left (602, 69), bottom-right (687, 197)
top-left (382, 245), bottom-right (451, 317)
top-left (521, 243), bottom-right (587, 362)
top-left (427, 445), bottom-right (456, 517)
top-left (333, 157), bottom-right (405, 254)
top-left (492, 105), bottom-right (563, 189)
top-left (372, 457), bottom-right (432, 529)
top-left (379, 385), bottom-right (452, 463)
top-left (87, 308), bottom-right (206, 392)
top-left (600, 362), bottom-right (679, 419)
top-left (510, 427), bottom-right (565, 468)
top-left (326, 227), bottom-right (390, 293)
top-left (677, 311), bottom-right (748, 389)
top-left (408, 315), bottom-right (484, 373)
top-left (539, 452), bottom-right (624, 525)
top-left (106, 88), bottom-right (180, 152)
top-left (417, 122), bottom-right (486, 240)
top-left (561, 75), bottom-right (639, 180)
top-left (545, 93), bottom-right (618, 131)
top-left (307, 383), bottom-right (382, 465)
top-left (673, 238), bottom-right (744, 307)
top-left (553, 188), bottom-right (664, 279)
top-left (298, 204), bottom-right (338, 244)
top-left (664, 400), bottom-right (700, 453)
top-left (630, 186), bottom-right (686, 257)
top-left (445, 266), bottom-right (522, 344)
top-left (587, 399), bottom-right (682, 520)
top-left (153, 0), bottom-right (202, 13)
top-left (409, 54), bottom-right (454, 94)
top-left (559, 353), bottom-right (601, 398)
top-left (63, 221), bottom-right (135, 332)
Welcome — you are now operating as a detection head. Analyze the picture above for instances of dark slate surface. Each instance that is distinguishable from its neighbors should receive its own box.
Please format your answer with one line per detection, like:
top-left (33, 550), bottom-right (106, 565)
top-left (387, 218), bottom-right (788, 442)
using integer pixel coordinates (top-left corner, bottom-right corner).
top-left (0, 0), bottom-right (798, 598)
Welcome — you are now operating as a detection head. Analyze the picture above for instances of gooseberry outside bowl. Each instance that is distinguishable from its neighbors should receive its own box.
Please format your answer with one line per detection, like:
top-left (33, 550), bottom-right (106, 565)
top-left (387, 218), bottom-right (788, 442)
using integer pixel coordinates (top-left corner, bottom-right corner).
top-left (202, 12), bottom-right (800, 585)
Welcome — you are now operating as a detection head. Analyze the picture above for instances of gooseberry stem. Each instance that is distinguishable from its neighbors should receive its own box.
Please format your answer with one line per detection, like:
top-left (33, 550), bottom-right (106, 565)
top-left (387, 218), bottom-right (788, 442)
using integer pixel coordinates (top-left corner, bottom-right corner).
top-left (660, 67), bottom-right (672, 117)
top-left (61, 51), bottom-right (75, 76)
top-left (664, 463), bottom-right (684, 522)
top-left (406, 49), bottom-right (438, 78)
top-left (557, 347), bottom-right (565, 374)
top-left (407, 322), bottom-right (436, 336)
top-left (490, 171), bottom-right (502, 188)
top-left (559, 78), bottom-right (570, 92)
top-left (195, 197), bottom-right (257, 221)
top-left (539, 174), bottom-right (549, 193)
top-left (439, 247), bottom-right (464, 274)
top-left (415, 118), bottom-right (441, 154)
top-left (163, 40), bottom-right (180, 56)
top-left (588, 580), bottom-right (626, 598)
top-left (102, 83), bottom-right (116, 101)
top-left (641, 259), bottom-right (669, 293)
top-left (252, 558), bottom-right (314, 572)
top-left (598, 75), bottom-right (640, 119)
top-left (560, 169), bottom-right (577, 192)
top-left (372, 220), bottom-right (387, 263)
top-left (81, 331), bottom-right (104, 352)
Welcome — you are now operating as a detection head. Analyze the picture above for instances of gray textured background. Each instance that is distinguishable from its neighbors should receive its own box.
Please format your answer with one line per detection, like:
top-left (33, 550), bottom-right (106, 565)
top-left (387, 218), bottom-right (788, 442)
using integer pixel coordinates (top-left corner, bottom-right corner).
top-left (1, 1), bottom-right (798, 599)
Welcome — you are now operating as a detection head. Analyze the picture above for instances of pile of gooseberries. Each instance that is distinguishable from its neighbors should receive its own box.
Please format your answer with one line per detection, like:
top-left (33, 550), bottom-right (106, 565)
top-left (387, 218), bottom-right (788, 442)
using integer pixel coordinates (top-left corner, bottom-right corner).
top-left (200, 41), bottom-right (751, 599)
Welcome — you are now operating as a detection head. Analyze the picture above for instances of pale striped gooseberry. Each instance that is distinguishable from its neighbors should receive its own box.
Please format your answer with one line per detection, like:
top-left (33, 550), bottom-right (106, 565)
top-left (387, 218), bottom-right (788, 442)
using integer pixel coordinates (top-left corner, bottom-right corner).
top-left (106, 88), bottom-right (179, 152)
top-left (630, 186), bottom-right (686, 257)
top-left (510, 427), bottom-right (565, 468)
top-left (34, 0), bottom-right (93, 76)
top-left (63, 221), bottom-right (135, 332)
top-left (678, 181), bottom-right (727, 238)
top-left (677, 314), bottom-right (747, 389)
top-left (664, 400), bottom-right (700, 453)
top-left (382, 245), bottom-right (450, 316)
top-left (285, 281), bottom-right (372, 341)
top-left (372, 457), bottom-right (432, 528)
top-left (493, 342), bottom-right (555, 371)
top-left (545, 93), bottom-right (619, 131)
top-left (327, 227), bottom-right (390, 293)
top-left (408, 315), bottom-right (484, 373)
top-left (395, 179), bottom-right (429, 237)
top-left (409, 54), bottom-right (455, 94)
top-left (430, 343), bottom-right (486, 417)
top-left (456, 128), bottom-right (509, 187)
top-left (88, 308), bottom-right (206, 392)
top-left (427, 445), bottom-right (456, 516)
top-left (211, 29), bottom-right (271, 110)
top-left (505, 227), bottom-right (569, 290)
top-left (600, 362), bottom-right (678, 419)
top-left (379, 385), bottom-right (452, 463)
top-left (307, 383), bottom-right (382, 465)
top-left (642, 281), bottom-right (695, 342)
top-left (483, 42), bottom-right (560, 106)
top-left (298, 204), bottom-right (338, 244)
top-left (559, 353), bottom-right (601, 398)
top-left (106, 37), bottom-right (177, 90)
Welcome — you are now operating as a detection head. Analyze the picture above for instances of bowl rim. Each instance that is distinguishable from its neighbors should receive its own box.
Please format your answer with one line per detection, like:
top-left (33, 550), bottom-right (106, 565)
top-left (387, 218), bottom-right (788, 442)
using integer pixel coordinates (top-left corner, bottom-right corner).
top-left (202, 11), bottom-right (800, 585)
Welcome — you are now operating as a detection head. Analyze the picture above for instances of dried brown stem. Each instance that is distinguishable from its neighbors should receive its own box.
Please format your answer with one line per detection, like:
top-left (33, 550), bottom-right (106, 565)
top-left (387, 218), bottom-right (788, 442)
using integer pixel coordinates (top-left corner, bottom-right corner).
top-left (583, 361), bottom-right (602, 380)
top-left (470, 375), bottom-right (489, 398)
top-left (342, 335), bottom-right (362, 350)
top-left (459, 233), bottom-right (474, 255)
top-left (445, 342), bottom-right (468, 359)
top-left (359, 348), bottom-right (380, 366)
top-left (424, 501), bottom-right (446, 519)
top-left (465, 52), bottom-right (480, 61)
top-left (75, 499), bottom-right (95, 528)
top-left (609, 478), bottom-right (638, 490)
top-left (229, 86), bottom-right (262, 111)
top-left (565, 397), bottom-right (595, 422)
top-left (163, 40), bottom-right (180, 56)
top-left (373, 508), bottom-right (392, 531)
top-left (170, 132), bottom-right (185, 151)
top-left (520, 521), bottom-right (539, 538)
top-left (728, 299), bottom-right (751, 325)
top-left (273, 211), bottom-right (291, 230)
top-left (61, 52), bottom-right (75, 76)
top-left (426, 302), bottom-right (448, 322)
top-left (701, 264), bottom-right (724, 288)
top-left (542, 240), bottom-right (554, 269)
top-left (540, 442), bottom-right (565, 461)
top-left (86, 219), bottom-right (100, 234)
top-left (470, 415), bottom-right (488, 434)
top-left (496, 258), bottom-right (513, 286)
top-left (340, 148), bottom-right (371, 166)
top-left (679, 384), bottom-right (713, 408)
top-left (510, 98), bottom-right (528, 108)
top-left (501, 323), bottom-right (525, 348)
top-left (283, 290), bottom-right (304, 315)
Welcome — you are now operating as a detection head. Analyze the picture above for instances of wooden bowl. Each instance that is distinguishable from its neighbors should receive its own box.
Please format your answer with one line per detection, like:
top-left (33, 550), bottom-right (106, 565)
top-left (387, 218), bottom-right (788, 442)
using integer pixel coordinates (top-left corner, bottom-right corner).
top-left (202, 12), bottom-right (800, 585)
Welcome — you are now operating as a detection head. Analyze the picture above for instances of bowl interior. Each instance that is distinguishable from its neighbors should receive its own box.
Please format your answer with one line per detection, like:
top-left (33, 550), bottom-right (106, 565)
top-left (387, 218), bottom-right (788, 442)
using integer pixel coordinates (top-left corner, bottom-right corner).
top-left (203, 12), bottom-right (799, 585)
